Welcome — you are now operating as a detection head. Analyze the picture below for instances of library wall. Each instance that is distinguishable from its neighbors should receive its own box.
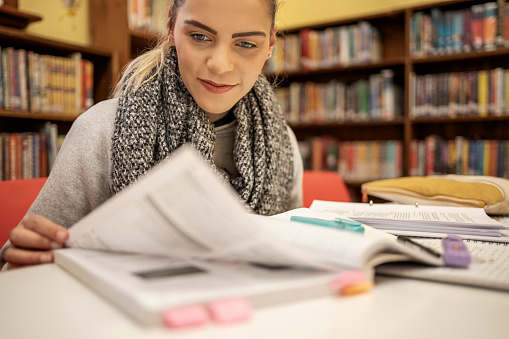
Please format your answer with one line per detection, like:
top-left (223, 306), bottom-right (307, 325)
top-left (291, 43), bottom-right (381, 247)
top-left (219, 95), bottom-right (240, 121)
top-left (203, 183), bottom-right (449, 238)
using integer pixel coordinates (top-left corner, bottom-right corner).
top-left (17, 0), bottom-right (444, 46)
top-left (19, 0), bottom-right (89, 45)
top-left (278, 0), bottom-right (445, 29)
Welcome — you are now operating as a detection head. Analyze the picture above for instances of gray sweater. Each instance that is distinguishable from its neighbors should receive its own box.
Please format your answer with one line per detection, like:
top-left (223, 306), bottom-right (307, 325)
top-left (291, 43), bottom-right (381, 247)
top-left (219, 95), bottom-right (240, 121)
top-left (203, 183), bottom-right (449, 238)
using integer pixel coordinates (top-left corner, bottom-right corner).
top-left (0, 98), bottom-right (303, 266)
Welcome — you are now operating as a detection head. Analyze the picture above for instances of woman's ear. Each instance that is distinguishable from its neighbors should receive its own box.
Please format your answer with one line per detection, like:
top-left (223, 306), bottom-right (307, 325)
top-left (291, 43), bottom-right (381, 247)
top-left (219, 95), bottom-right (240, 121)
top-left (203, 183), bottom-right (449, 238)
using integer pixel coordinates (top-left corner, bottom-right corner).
top-left (267, 24), bottom-right (277, 59)
top-left (167, 9), bottom-right (175, 45)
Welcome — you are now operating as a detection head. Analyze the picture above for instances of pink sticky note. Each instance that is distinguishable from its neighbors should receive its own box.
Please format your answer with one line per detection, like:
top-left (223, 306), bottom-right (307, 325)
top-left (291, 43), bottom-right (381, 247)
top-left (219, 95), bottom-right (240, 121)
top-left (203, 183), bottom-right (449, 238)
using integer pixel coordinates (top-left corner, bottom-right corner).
top-left (163, 305), bottom-right (209, 329)
top-left (329, 270), bottom-right (367, 290)
top-left (207, 298), bottom-right (252, 324)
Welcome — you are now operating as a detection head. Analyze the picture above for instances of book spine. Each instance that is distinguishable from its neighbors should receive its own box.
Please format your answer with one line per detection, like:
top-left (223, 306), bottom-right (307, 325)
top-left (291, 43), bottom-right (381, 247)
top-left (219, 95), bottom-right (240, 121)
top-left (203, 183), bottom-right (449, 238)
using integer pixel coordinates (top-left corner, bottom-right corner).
top-left (472, 5), bottom-right (485, 51)
top-left (496, 0), bottom-right (506, 46)
top-left (484, 2), bottom-right (498, 51)
top-left (0, 134), bottom-right (3, 180)
top-left (0, 46), bottom-right (3, 109)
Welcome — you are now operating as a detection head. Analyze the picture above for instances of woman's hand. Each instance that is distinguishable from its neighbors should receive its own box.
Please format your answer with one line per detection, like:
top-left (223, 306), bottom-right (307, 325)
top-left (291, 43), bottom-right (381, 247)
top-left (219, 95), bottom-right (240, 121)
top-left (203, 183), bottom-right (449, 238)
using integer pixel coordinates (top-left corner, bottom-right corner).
top-left (4, 215), bottom-right (69, 270)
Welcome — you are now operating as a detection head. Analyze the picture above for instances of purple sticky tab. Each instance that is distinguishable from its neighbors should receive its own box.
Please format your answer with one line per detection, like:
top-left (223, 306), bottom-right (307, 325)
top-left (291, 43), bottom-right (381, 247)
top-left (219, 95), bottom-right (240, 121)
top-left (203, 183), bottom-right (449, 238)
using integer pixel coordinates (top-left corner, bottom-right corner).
top-left (207, 298), bottom-right (251, 324)
top-left (442, 235), bottom-right (471, 268)
top-left (163, 305), bottom-right (209, 329)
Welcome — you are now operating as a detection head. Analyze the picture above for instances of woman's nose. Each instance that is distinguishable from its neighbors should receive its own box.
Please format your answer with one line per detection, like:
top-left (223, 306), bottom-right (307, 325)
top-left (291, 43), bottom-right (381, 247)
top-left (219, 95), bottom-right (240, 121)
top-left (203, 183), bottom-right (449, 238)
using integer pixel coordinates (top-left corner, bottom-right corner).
top-left (206, 45), bottom-right (234, 74)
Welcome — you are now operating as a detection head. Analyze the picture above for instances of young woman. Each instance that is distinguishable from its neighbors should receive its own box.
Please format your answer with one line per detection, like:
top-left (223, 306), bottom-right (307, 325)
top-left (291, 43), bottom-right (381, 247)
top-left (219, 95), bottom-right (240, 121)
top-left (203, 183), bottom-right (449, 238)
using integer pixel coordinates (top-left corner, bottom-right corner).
top-left (0, 0), bottom-right (303, 270)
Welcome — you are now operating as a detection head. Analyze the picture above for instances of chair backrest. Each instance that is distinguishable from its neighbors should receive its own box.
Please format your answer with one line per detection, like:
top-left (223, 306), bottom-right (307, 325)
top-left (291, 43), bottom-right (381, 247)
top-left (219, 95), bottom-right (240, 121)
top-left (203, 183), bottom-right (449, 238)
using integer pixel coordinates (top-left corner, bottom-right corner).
top-left (302, 170), bottom-right (351, 208)
top-left (0, 177), bottom-right (47, 245)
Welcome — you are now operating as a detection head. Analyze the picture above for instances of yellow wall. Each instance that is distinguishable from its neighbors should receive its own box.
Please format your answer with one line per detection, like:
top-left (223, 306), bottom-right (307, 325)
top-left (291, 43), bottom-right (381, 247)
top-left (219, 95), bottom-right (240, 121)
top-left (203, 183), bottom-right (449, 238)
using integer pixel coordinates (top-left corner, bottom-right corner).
top-left (19, 0), bottom-right (89, 46)
top-left (17, 0), bottom-right (445, 45)
top-left (277, 0), bottom-right (445, 29)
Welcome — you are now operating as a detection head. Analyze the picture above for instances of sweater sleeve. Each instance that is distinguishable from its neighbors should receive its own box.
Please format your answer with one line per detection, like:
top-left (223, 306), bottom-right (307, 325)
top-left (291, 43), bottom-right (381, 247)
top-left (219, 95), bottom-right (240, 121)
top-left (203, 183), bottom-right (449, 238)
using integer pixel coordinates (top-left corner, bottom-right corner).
top-left (287, 125), bottom-right (304, 209)
top-left (0, 98), bottom-right (119, 267)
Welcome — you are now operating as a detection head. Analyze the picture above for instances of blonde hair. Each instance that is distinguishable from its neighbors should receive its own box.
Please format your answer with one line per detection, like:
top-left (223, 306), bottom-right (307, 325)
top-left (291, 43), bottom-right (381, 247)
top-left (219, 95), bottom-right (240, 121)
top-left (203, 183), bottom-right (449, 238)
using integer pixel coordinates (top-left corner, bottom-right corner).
top-left (113, 37), bottom-right (171, 97)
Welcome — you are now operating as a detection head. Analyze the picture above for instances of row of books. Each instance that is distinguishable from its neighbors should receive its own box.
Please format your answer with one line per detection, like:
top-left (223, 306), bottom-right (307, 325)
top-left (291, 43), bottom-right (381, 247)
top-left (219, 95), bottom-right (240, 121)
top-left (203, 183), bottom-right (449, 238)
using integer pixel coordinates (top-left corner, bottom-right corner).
top-left (265, 21), bottom-right (382, 74)
top-left (276, 69), bottom-right (401, 124)
top-left (127, 0), bottom-right (168, 34)
top-left (410, 135), bottom-right (509, 178)
top-left (0, 122), bottom-right (63, 181)
top-left (410, 68), bottom-right (509, 118)
top-left (410, 1), bottom-right (509, 57)
top-left (299, 137), bottom-right (403, 182)
top-left (0, 47), bottom-right (94, 115)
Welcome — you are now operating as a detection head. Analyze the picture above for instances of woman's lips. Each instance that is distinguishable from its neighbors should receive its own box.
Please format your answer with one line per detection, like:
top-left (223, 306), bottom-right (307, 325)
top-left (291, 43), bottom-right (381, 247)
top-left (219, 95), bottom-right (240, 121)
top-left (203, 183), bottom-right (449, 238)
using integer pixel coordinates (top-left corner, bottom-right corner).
top-left (199, 79), bottom-right (236, 94)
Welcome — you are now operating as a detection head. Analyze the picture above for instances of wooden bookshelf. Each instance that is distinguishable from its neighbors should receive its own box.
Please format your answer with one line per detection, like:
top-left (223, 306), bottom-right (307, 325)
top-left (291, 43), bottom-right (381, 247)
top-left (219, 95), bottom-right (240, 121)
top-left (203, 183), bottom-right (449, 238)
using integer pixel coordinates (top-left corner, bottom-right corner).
top-left (89, 0), bottom-right (161, 86)
top-left (0, 19), bottom-right (114, 181)
top-left (266, 0), bottom-right (509, 200)
top-left (0, 26), bottom-right (114, 134)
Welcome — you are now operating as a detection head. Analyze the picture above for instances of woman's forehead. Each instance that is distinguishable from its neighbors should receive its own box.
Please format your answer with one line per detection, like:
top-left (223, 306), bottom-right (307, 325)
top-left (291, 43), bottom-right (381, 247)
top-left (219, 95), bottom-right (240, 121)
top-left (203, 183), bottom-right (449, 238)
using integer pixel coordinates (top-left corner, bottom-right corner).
top-left (175, 0), bottom-right (273, 31)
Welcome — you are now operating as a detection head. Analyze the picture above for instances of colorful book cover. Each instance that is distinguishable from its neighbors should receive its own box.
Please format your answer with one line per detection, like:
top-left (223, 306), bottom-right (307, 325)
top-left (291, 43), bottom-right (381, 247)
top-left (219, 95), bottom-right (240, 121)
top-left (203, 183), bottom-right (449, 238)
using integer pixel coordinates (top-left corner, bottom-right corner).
top-left (18, 49), bottom-right (28, 112)
top-left (414, 11), bottom-right (423, 56)
top-left (2, 48), bottom-right (11, 110)
top-left (0, 46), bottom-right (3, 109)
top-left (429, 8), bottom-right (439, 54)
top-left (462, 8), bottom-right (473, 52)
top-left (451, 10), bottom-right (463, 53)
top-left (472, 4), bottom-right (485, 51)
top-left (9, 133), bottom-right (20, 180)
top-left (496, 0), bottom-right (506, 46)
top-left (478, 70), bottom-right (489, 117)
top-left (505, 3), bottom-right (509, 46)
top-left (483, 2), bottom-right (498, 51)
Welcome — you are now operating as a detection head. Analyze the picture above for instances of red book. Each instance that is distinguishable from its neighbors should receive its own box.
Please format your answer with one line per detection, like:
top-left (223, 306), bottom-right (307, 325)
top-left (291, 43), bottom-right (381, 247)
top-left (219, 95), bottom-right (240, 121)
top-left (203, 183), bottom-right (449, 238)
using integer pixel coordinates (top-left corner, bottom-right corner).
top-left (9, 134), bottom-right (20, 180)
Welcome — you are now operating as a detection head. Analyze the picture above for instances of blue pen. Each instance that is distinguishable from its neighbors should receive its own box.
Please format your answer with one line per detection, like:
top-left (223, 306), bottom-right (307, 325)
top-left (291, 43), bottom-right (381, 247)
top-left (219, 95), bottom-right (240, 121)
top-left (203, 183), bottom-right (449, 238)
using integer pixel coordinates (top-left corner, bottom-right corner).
top-left (290, 216), bottom-right (365, 234)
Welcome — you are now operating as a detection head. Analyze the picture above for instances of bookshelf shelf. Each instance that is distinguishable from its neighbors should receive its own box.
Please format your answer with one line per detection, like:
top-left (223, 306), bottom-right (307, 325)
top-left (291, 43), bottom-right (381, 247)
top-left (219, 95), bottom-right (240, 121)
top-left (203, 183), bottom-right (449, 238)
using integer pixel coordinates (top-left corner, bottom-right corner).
top-left (0, 111), bottom-right (79, 122)
top-left (290, 118), bottom-right (405, 129)
top-left (0, 5), bottom-right (42, 29)
top-left (270, 0), bottom-right (509, 200)
top-left (412, 115), bottom-right (509, 124)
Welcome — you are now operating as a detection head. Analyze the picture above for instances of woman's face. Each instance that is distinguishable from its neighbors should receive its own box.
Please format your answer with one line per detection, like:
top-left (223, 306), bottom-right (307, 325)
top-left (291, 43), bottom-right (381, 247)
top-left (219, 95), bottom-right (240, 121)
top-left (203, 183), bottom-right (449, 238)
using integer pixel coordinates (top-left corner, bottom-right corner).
top-left (169, 0), bottom-right (275, 121)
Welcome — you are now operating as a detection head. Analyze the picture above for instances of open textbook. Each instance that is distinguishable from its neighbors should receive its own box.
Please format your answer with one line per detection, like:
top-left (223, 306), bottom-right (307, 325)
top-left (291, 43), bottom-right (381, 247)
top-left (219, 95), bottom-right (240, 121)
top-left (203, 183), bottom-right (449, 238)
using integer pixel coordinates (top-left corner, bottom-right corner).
top-left (310, 200), bottom-right (509, 292)
top-left (54, 146), bottom-right (448, 327)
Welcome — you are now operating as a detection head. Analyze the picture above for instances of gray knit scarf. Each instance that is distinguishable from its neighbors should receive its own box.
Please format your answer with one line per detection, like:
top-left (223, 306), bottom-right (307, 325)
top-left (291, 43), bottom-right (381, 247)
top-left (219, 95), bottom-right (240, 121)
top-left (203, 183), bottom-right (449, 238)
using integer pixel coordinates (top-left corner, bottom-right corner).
top-left (111, 47), bottom-right (294, 215)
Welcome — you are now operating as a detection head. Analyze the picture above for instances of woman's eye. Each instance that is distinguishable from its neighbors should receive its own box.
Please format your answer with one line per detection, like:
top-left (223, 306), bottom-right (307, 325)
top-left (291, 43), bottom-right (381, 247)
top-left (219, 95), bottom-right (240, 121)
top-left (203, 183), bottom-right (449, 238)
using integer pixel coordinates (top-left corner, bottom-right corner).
top-left (237, 41), bottom-right (257, 49)
top-left (191, 34), bottom-right (210, 42)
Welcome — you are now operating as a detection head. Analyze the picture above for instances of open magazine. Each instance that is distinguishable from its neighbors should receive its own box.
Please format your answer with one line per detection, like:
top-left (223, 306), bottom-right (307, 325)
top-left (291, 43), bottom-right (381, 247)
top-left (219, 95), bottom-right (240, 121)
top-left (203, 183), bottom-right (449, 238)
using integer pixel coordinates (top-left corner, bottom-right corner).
top-left (53, 145), bottom-right (445, 327)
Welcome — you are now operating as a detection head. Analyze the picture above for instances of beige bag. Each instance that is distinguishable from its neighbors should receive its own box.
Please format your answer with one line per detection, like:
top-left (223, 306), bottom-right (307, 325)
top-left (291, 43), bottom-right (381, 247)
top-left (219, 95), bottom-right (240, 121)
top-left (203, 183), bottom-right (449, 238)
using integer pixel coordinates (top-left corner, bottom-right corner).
top-left (361, 175), bottom-right (509, 215)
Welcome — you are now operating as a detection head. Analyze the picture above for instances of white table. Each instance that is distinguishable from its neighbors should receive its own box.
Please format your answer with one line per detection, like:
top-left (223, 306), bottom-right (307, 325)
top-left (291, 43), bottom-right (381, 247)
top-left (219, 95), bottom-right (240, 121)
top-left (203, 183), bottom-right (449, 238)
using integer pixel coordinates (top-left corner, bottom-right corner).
top-left (0, 263), bottom-right (507, 339)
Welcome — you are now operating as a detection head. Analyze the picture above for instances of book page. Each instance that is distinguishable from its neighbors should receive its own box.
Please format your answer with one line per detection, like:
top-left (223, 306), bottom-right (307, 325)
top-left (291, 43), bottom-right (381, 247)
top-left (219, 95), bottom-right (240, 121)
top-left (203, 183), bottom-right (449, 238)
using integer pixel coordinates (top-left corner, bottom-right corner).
top-left (377, 238), bottom-right (509, 291)
top-left (66, 146), bottom-right (348, 271)
top-left (54, 248), bottom-right (343, 325)
top-left (262, 208), bottom-right (443, 268)
top-left (309, 201), bottom-right (509, 237)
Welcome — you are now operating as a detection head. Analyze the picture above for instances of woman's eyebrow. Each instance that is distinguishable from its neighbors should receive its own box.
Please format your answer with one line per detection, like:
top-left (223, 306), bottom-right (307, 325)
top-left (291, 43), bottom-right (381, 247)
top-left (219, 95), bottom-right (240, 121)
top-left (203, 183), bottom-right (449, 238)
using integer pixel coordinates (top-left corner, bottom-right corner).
top-left (232, 31), bottom-right (266, 38)
top-left (184, 20), bottom-right (217, 35)
top-left (183, 19), bottom-right (266, 39)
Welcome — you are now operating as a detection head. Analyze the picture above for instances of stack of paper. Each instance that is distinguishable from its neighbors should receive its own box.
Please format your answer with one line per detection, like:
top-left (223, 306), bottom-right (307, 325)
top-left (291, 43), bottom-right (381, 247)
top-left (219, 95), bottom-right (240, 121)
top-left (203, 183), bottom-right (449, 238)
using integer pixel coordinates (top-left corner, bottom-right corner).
top-left (309, 201), bottom-right (509, 238)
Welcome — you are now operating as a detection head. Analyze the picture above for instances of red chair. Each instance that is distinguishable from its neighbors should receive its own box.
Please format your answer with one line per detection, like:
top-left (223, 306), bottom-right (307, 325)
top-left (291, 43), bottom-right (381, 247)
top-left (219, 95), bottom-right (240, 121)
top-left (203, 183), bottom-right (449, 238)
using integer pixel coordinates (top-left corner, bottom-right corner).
top-left (302, 171), bottom-right (351, 208)
top-left (0, 177), bottom-right (48, 245)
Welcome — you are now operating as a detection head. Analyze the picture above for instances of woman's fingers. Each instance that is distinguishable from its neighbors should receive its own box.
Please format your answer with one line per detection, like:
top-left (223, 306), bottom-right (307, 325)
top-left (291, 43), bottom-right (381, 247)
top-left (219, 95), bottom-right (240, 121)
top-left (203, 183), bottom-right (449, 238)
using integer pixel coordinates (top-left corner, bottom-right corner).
top-left (4, 247), bottom-right (54, 268)
top-left (17, 215), bottom-right (69, 244)
top-left (3, 215), bottom-right (69, 270)
top-left (9, 226), bottom-right (63, 250)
